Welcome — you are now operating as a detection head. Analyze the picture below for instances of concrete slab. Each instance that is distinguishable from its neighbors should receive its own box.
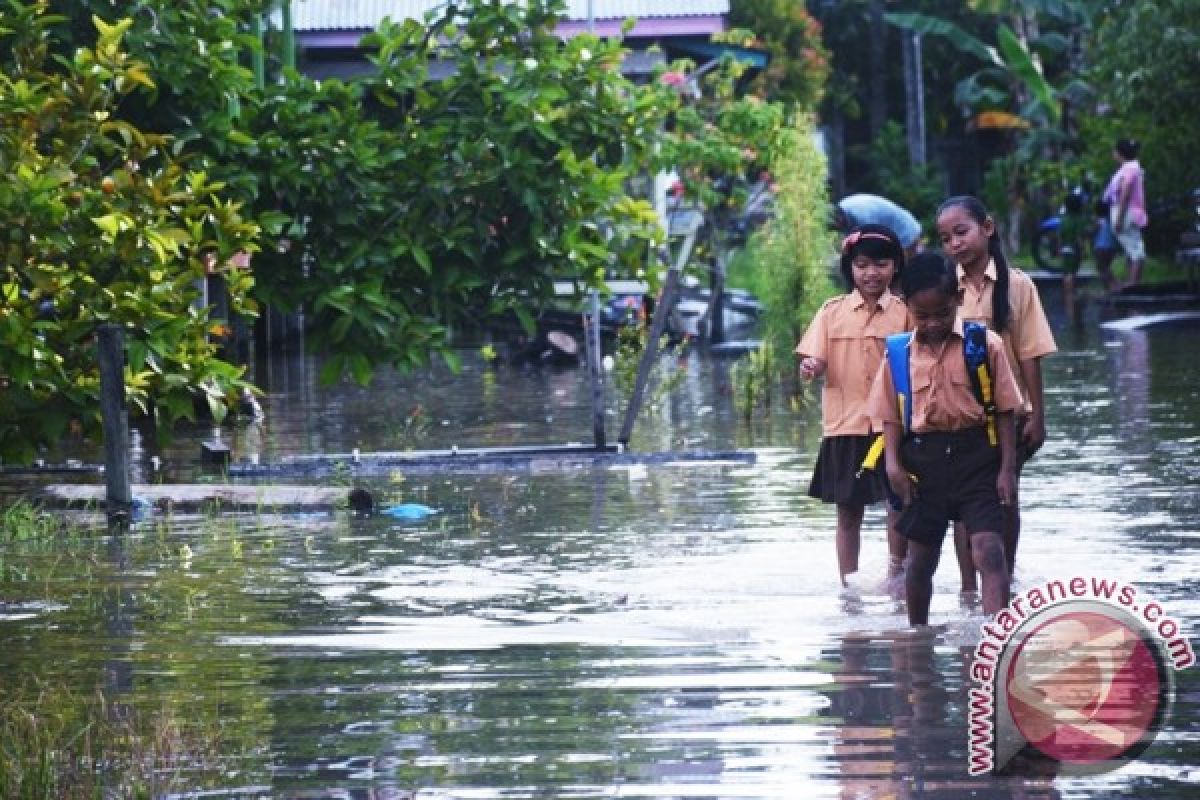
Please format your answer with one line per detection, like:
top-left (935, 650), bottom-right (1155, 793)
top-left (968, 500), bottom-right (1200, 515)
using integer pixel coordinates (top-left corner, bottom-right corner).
top-left (41, 483), bottom-right (351, 512)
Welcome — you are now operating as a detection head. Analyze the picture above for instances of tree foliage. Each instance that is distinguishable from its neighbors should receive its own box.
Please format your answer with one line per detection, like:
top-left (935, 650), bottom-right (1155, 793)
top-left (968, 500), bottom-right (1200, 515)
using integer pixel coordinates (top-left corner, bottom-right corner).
top-left (732, 114), bottom-right (835, 359)
top-left (727, 0), bottom-right (829, 110)
top-left (0, 0), bottom-right (809, 462)
top-left (0, 3), bottom-right (259, 462)
top-left (1081, 0), bottom-right (1200, 248)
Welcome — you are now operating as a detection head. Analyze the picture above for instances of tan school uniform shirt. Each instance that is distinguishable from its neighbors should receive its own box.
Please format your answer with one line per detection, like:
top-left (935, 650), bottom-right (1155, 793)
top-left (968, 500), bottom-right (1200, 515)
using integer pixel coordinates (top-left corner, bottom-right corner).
top-left (795, 290), bottom-right (910, 436)
top-left (956, 260), bottom-right (1057, 412)
top-left (867, 318), bottom-right (1022, 434)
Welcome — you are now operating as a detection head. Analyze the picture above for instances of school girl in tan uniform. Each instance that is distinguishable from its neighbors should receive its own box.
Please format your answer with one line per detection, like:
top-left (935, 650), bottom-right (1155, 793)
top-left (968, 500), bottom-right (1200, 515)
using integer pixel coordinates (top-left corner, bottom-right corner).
top-left (796, 224), bottom-right (910, 590)
top-left (936, 196), bottom-right (1057, 592)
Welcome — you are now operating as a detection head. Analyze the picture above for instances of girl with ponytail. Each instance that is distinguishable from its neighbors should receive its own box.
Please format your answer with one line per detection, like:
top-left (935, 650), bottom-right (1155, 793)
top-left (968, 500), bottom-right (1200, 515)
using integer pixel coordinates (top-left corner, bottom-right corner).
top-left (935, 196), bottom-right (1057, 593)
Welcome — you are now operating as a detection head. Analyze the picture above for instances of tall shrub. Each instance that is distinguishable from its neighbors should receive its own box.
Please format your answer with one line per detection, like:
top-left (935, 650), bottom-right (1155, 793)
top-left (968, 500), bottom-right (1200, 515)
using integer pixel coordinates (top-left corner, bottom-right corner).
top-left (738, 114), bottom-right (836, 360)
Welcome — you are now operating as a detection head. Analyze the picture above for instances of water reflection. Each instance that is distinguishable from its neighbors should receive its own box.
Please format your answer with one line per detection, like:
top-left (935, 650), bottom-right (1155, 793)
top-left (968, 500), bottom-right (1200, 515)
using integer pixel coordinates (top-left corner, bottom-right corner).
top-left (822, 632), bottom-right (1063, 799)
top-left (1, 286), bottom-right (1199, 797)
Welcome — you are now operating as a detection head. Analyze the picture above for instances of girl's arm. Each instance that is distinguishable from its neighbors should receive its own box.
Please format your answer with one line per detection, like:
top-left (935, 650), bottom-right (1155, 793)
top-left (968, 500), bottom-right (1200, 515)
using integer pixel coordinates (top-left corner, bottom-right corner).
top-left (882, 420), bottom-right (915, 508)
top-left (996, 410), bottom-right (1017, 506)
top-left (795, 304), bottom-right (831, 380)
top-left (1018, 357), bottom-right (1046, 459)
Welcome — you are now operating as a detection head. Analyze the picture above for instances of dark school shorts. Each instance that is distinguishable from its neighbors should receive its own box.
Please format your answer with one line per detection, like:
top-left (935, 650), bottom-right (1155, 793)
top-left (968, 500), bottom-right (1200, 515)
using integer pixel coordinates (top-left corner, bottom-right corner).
top-left (895, 427), bottom-right (1005, 546)
top-left (808, 434), bottom-right (885, 506)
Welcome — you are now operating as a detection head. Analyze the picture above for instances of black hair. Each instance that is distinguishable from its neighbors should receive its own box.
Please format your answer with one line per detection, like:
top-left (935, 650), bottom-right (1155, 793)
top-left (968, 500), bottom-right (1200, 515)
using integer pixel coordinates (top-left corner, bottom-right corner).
top-left (1115, 138), bottom-right (1140, 160)
top-left (936, 195), bottom-right (1010, 332)
top-left (348, 487), bottom-right (375, 516)
top-left (900, 250), bottom-right (957, 299)
top-left (838, 223), bottom-right (906, 289)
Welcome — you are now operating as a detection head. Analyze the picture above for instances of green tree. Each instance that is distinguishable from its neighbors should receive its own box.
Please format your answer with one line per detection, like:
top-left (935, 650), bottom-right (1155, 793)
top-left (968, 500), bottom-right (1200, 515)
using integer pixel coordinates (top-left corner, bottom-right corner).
top-left (289, 1), bottom-right (668, 382)
top-left (0, 4), bottom-right (259, 462)
top-left (1081, 0), bottom-right (1200, 252)
top-left (884, 0), bottom-right (1088, 243)
top-left (727, 0), bottom-right (829, 110)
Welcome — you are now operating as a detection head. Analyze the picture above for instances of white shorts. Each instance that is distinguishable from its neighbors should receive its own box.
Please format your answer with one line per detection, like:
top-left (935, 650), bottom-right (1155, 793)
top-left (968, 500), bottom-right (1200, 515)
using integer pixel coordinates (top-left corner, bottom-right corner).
top-left (1110, 211), bottom-right (1146, 261)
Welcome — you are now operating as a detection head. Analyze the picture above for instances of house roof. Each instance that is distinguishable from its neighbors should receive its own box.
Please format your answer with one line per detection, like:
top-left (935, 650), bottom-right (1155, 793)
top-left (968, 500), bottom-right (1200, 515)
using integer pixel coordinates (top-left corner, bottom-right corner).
top-left (291, 0), bottom-right (730, 31)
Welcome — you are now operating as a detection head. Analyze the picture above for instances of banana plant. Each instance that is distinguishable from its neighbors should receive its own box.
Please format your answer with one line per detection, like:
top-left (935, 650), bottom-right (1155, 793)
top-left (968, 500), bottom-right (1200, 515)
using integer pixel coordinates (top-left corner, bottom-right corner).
top-left (884, 10), bottom-right (1064, 126)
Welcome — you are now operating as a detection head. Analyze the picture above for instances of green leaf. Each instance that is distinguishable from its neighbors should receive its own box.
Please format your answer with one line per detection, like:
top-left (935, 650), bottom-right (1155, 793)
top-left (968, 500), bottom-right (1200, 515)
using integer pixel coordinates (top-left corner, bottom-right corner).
top-left (884, 12), bottom-right (1001, 67)
top-left (319, 357), bottom-right (345, 385)
top-left (997, 25), bottom-right (1059, 123)
top-left (513, 303), bottom-right (536, 337)
top-left (412, 244), bottom-right (432, 273)
top-left (206, 392), bottom-right (228, 425)
top-left (91, 213), bottom-right (125, 237)
top-left (349, 353), bottom-right (373, 386)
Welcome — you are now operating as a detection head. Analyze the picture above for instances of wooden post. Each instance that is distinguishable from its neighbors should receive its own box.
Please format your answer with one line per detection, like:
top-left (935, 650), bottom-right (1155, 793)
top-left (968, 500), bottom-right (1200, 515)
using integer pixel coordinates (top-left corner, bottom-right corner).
top-left (618, 267), bottom-right (680, 446)
top-left (584, 290), bottom-right (606, 450)
top-left (706, 244), bottom-right (727, 344)
top-left (97, 324), bottom-right (132, 516)
top-left (618, 223), bottom-right (697, 446)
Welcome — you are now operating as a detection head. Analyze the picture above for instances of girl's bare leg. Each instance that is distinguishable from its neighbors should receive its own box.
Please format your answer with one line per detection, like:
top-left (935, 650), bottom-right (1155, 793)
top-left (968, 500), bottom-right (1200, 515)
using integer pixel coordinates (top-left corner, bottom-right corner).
top-left (836, 503), bottom-right (864, 585)
top-left (886, 507), bottom-right (907, 596)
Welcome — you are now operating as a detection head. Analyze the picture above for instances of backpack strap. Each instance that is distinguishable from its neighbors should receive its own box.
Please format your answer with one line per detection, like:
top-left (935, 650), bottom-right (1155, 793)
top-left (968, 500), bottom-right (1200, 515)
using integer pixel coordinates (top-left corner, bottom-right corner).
top-left (962, 321), bottom-right (998, 446)
top-left (886, 332), bottom-right (914, 435)
top-left (857, 331), bottom-right (913, 476)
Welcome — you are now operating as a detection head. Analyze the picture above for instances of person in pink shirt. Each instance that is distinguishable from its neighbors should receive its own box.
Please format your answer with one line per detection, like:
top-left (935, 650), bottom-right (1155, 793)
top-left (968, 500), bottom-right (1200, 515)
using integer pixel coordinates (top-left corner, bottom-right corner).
top-left (1103, 138), bottom-right (1148, 290)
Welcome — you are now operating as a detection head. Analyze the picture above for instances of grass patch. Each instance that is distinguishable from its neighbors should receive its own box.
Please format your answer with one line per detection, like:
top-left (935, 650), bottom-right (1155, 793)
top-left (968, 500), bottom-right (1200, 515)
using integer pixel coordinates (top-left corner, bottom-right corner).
top-left (0, 681), bottom-right (230, 799)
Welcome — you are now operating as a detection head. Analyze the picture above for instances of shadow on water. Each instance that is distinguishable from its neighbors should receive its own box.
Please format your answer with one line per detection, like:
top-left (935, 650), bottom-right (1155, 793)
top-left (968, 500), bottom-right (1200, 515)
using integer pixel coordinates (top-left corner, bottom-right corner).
top-left (2, 285), bottom-right (1199, 797)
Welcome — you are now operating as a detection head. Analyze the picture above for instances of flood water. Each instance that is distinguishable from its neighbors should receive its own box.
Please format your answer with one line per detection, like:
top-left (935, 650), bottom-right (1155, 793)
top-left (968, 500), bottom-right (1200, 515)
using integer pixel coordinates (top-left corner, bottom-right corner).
top-left (2, 285), bottom-right (1199, 798)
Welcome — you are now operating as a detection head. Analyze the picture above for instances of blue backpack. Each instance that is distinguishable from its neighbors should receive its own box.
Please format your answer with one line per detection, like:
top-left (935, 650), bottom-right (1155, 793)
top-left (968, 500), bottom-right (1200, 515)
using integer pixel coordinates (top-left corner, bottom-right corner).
top-left (860, 320), bottom-right (998, 475)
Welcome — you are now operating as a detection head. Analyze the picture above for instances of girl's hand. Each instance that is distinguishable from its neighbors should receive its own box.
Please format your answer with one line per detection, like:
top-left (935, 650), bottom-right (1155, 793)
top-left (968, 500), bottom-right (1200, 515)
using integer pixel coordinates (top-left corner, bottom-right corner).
top-left (996, 468), bottom-right (1017, 508)
top-left (1020, 415), bottom-right (1046, 461)
top-left (799, 357), bottom-right (826, 380)
top-left (886, 465), bottom-right (916, 508)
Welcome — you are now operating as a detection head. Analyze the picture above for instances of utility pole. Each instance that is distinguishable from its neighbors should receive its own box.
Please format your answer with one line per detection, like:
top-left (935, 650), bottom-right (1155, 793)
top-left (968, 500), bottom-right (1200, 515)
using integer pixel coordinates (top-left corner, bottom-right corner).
top-left (902, 31), bottom-right (927, 166)
top-left (281, 0), bottom-right (295, 72)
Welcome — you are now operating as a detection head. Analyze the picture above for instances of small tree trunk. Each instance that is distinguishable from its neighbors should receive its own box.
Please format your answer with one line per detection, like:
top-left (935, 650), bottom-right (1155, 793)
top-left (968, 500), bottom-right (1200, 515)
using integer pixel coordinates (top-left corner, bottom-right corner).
top-left (868, 0), bottom-right (887, 139)
top-left (902, 32), bottom-right (927, 167)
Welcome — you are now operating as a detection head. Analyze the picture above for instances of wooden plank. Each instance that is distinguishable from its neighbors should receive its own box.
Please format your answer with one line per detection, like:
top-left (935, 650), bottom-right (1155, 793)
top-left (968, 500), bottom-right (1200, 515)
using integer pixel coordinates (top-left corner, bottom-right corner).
top-left (41, 483), bottom-right (352, 512)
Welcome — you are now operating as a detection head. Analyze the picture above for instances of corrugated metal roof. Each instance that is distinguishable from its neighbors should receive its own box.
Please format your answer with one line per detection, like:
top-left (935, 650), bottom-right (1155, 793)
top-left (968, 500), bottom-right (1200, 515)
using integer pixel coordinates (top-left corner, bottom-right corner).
top-left (291, 0), bottom-right (729, 31)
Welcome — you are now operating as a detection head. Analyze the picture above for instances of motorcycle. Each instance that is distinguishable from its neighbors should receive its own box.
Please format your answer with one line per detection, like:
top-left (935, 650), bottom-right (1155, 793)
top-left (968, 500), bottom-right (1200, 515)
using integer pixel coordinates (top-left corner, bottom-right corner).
top-left (1031, 184), bottom-right (1090, 272)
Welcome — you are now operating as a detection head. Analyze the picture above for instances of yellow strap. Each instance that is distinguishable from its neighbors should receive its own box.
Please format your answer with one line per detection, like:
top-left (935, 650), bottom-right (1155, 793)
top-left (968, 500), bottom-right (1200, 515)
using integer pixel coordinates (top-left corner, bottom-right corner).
top-left (859, 433), bottom-right (885, 474)
top-left (858, 393), bottom-right (908, 476)
top-left (976, 364), bottom-right (997, 446)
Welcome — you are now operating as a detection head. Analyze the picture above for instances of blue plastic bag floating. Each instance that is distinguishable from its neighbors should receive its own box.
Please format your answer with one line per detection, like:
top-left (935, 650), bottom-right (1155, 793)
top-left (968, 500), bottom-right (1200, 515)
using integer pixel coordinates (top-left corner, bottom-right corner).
top-left (381, 503), bottom-right (439, 520)
top-left (131, 496), bottom-right (153, 521)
